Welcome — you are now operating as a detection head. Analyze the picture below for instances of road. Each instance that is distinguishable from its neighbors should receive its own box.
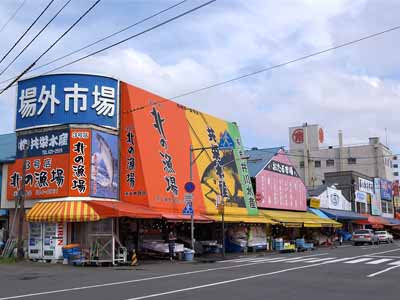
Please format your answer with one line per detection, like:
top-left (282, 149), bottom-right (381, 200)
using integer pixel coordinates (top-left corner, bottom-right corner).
top-left (0, 242), bottom-right (399, 300)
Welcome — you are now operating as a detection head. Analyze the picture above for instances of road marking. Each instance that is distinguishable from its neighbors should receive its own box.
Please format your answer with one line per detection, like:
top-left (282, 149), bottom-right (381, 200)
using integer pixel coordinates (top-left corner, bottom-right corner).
top-left (284, 257), bottom-right (326, 263)
top-left (368, 255), bottom-right (400, 259)
top-left (367, 266), bottom-right (400, 278)
top-left (303, 257), bottom-right (337, 263)
top-left (2, 248), bottom-right (398, 299)
top-left (0, 253), bottom-right (326, 300)
top-left (344, 258), bottom-right (374, 264)
top-left (120, 260), bottom-right (364, 300)
top-left (388, 261), bottom-right (400, 266)
top-left (365, 259), bottom-right (393, 265)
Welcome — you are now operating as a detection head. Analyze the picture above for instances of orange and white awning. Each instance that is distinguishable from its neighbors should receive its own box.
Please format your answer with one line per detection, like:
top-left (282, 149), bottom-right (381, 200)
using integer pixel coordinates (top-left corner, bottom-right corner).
top-left (26, 201), bottom-right (101, 222)
top-left (26, 201), bottom-right (162, 222)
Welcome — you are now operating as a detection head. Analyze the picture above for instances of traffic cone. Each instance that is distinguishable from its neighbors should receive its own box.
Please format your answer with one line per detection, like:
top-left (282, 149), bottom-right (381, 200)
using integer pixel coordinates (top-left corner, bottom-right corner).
top-left (131, 250), bottom-right (138, 266)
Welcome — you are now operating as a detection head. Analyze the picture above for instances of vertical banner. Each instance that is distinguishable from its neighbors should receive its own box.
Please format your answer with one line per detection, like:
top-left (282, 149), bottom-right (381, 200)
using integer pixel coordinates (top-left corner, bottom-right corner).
top-left (69, 129), bottom-right (91, 197)
top-left (372, 178), bottom-right (382, 216)
top-left (90, 129), bottom-right (119, 199)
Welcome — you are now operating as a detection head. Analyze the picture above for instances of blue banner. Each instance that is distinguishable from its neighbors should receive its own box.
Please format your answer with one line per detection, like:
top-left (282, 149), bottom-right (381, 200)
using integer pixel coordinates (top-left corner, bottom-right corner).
top-left (16, 129), bottom-right (70, 158)
top-left (90, 130), bottom-right (119, 199)
top-left (380, 179), bottom-right (393, 201)
top-left (16, 74), bottom-right (118, 130)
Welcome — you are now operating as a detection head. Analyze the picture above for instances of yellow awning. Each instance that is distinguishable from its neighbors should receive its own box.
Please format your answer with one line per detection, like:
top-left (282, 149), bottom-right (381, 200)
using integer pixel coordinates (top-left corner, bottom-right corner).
top-left (210, 214), bottom-right (277, 224)
top-left (26, 201), bottom-right (101, 222)
top-left (260, 209), bottom-right (341, 228)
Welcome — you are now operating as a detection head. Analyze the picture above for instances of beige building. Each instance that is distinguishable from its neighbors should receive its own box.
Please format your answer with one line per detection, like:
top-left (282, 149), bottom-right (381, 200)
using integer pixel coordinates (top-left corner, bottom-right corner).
top-left (288, 123), bottom-right (394, 188)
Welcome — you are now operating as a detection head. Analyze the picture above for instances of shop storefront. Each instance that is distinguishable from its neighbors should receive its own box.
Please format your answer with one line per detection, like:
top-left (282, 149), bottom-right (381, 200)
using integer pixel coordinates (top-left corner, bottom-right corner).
top-left (246, 148), bottom-right (340, 250)
top-left (2, 73), bottom-right (270, 262)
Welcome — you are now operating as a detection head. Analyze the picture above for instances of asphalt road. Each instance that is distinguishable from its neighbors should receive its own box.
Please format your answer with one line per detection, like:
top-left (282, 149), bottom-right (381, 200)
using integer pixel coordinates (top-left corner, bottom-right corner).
top-left (0, 242), bottom-right (399, 300)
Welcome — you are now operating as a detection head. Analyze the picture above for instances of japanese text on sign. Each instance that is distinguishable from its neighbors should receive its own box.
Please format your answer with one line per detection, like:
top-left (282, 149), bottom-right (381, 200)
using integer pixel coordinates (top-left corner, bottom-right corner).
top-left (17, 129), bottom-right (69, 158)
top-left (70, 131), bottom-right (89, 195)
top-left (151, 106), bottom-right (178, 196)
top-left (265, 160), bottom-right (299, 177)
top-left (125, 127), bottom-right (136, 190)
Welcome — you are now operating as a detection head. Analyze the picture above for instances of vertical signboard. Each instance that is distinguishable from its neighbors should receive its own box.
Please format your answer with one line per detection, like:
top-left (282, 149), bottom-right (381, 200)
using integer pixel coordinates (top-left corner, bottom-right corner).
top-left (16, 74), bottom-right (118, 130)
top-left (358, 177), bottom-right (374, 194)
top-left (372, 178), bottom-right (382, 216)
top-left (90, 129), bottom-right (119, 199)
top-left (69, 129), bottom-right (91, 197)
top-left (380, 179), bottom-right (393, 201)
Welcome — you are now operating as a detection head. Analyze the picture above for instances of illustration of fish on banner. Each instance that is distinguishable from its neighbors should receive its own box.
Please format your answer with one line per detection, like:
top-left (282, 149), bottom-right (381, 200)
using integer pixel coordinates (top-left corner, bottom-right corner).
top-left (91, 130), bottom-right (119, 198)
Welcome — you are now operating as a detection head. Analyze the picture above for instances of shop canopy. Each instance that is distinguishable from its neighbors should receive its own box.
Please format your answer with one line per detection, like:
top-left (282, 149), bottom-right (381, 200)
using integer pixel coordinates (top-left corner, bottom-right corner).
top-left (319, 208), bottom-right (368, 221)
top-left (355, 215), bottom-right (390, 229)
top-left (382, 217), bottom-right (400, 226)
top-left (260, 209), bottom-right (341, 228)
top-left (210, 214), bottom-right (277, 224)
top-left (26, 201), bottom-right (162, 222)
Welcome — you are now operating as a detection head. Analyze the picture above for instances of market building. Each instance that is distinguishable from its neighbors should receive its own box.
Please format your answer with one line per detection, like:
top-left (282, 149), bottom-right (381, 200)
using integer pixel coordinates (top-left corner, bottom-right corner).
top-left (246, 147), bottom-right (340, 250)
top-left (1, 73), bottom-right (274, 263)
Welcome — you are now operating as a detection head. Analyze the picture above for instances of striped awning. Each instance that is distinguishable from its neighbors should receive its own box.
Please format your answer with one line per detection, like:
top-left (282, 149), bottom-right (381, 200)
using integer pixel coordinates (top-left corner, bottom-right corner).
top-left (26, 201), bottom-right (101, 222)
top-left (210, 214), bottom-right (277, 224)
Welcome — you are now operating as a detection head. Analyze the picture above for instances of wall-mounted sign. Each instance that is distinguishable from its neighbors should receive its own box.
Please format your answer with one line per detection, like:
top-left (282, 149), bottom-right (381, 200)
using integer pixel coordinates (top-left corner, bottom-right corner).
top-left (90, 130), bottom-right (119, 199)
top-left (372, 178), bottom-right (383, 216)
top-left (358, 177), bottom-right (374, 194)
top-left (310, 198), bottom-right (320, 208)
top-left (292, 128), bottom-right (304, 144)
top-left (355, 190), bottom-right (368, 204)
top-left (16, 74), bottom-right (118, 130)
top-left (319, 128), bottom-right (324, 144)
top-left (16, 129), bottom-right (70, 159)
top-left (264, 160), bottom-right (299, 177)
top-left (380, 179), bottom-right (393, 201)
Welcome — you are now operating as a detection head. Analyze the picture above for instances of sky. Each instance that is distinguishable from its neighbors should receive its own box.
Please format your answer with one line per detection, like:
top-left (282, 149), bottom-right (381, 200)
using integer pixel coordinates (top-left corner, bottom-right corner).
top-left (0, 0), bottom-right (399, 154)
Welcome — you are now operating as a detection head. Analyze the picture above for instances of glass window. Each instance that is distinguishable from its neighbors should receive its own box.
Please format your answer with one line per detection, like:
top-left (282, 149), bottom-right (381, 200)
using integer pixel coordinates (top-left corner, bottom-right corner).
top-left (394, 164), bottom-right (398, 168)
top-left (394, 172), bottom-right (399, 177)
top-left (314, 160), bottom-right (321, 168)
top-left (326, 159), bottom-right (335, 167)
top-left (300, 161), bottom-right (304, 168)
top-left (348, 157), bottom-right (357, 164)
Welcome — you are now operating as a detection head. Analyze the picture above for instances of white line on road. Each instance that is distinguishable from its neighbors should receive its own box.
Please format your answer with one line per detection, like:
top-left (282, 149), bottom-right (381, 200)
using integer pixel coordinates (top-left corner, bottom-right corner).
top-left (388, 261), bottom-right (400, 266)
top-left (367, 266), bottom-right (400, 278)
top-left (2, 248), bottom-right (399, 299)
top-left (0, 253), bottom-right (326, 300)
top-left (303, 257), bottom-right (337, 263)
top-left (344, 258), bottom-right (374, 264)
top-left (365, 259), bottom-right (393, 265)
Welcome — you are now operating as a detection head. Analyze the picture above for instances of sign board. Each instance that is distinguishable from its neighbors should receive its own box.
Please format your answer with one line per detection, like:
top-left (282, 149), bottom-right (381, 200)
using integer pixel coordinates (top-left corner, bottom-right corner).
top-left (16, 74), bottom-right (118, 130)
top-left (218, 130), bottom-right (235, 150)
top-left (310, 198), bottom-right (320, 209)
top-left (358, 177), bottom-right (374, 194)
top-left (355, 191), bottom-right (368, 204)
top-left (182, 203), bottom-right (193, 215)
top-left (16, 129), bottom-right (70, 158)
top-left (380, 179), bottom-right (393, 201)
top-left (184, 181), bottom-right (195, 193)
top-left (184, 193), bottom-right (193, 204)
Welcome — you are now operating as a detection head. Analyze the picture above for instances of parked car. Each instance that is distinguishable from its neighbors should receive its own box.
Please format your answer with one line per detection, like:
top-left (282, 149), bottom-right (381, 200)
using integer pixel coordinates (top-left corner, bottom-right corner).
top-left (352, 229), bottom-right (379, 246)
top-left (374, 231), bottom-right (394, 244)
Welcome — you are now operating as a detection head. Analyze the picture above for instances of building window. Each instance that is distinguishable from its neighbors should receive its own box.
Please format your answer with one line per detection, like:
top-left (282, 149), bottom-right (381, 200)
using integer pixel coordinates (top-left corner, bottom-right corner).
top-left (326, 159), bottom-right (335, 167)
top-left (314, 160), bottom-right (321, 168)
top-left (388, 202), bottom-right (394, 214)
top-left (356, 202), bottom-right (368, 214)
top-left (394, 156), bottom-right (398, 160)
top-left (348, 157), bottom-right (357, 165)
top-left (394, 172), bottom-right (399, 177)
top-left (300, 161), bottom-right (304, 168)
top-left (394, 164), bottom-right (398, 168)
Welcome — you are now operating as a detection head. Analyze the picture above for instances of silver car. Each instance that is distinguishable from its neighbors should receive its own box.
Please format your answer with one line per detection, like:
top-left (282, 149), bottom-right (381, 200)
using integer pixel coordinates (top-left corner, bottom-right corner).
top-left (352, 229), bottom-right (379, 246)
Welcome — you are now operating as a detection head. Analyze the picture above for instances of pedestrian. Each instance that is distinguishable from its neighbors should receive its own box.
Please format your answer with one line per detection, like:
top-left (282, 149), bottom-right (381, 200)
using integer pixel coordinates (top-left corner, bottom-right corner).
top-left (338, 231), bottom-right (343, 246)
top-left (168, 230), bottom-right (176, 261)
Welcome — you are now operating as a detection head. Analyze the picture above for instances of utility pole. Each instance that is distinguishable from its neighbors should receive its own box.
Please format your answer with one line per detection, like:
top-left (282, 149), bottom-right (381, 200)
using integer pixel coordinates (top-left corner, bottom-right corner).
top-left (189, 145), bottom-right (194, 251)
top-left (17, 143), bottom-right (28, 259)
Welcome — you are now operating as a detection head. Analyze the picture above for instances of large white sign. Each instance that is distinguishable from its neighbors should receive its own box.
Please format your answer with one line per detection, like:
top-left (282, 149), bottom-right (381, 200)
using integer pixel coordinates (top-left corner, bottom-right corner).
top-left (358, 177), bottom-right (374, 194)
top-left (355, 190), bottom-right (368, 204)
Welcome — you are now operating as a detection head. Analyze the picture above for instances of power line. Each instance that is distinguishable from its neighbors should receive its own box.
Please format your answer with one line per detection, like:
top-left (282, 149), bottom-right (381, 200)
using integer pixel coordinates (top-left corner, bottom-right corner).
top-left (0, 0), bottom-right (55, 65)
top-left (0, 0), bottom-right (73, 77)
top-left (38, 0), bottom-right (216, 76)
top-left (19, 0), bottom-right (189, 78)
top-left (0, 0), bottom-right (102, 95)
top-left (170, 25), bottom-right (400, 100)
top-left (0, 0), bottom-right (27, 35)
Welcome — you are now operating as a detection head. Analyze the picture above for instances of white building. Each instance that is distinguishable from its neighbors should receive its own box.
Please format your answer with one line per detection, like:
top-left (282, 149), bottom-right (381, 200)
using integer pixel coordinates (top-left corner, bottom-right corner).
top-left (288, 123), bottom-right (394, 188)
